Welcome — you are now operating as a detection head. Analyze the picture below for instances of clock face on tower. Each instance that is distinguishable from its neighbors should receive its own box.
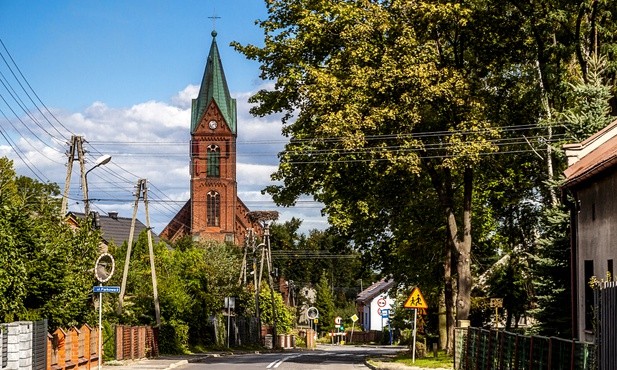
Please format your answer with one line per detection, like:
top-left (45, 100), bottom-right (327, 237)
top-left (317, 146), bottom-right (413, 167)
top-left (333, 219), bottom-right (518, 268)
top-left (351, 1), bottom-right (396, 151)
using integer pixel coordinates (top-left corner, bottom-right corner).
top-left (208, 120), bottom-right (218, 130)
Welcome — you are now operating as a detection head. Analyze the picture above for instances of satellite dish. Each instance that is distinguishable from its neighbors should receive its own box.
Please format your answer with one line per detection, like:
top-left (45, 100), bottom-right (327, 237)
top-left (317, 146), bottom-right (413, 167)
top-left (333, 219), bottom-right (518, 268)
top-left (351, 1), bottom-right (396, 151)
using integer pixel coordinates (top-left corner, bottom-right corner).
top-left (94, 253), bottom-right (115, 283)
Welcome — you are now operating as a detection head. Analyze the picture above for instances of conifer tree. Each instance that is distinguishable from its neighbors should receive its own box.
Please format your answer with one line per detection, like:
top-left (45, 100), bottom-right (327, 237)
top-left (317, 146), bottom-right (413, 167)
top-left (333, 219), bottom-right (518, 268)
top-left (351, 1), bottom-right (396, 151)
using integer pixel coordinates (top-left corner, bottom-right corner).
top-left (532, 54), bottom-right (613, 337)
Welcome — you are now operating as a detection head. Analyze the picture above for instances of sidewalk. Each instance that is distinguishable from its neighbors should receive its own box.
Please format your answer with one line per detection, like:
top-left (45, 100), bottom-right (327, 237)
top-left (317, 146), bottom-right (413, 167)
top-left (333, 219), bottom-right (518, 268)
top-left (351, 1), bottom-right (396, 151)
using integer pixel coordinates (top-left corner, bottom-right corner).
top-left (100, 354), bottom-right (211, 370)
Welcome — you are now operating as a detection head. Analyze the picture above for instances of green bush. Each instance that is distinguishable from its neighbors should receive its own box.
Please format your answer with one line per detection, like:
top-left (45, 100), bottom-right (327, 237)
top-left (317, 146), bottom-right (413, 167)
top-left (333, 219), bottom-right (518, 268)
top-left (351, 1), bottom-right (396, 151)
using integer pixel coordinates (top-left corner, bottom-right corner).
top-left (158, 319), bottom-right (189, 354)
top-left (102, 321), bottom-right (115, 361)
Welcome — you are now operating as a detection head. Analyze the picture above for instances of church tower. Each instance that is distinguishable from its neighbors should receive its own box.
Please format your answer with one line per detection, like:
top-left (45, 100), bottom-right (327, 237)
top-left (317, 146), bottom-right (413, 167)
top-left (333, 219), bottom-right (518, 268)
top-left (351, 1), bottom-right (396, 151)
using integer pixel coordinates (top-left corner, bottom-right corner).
top-left (160, 31), bottom-right (259, 245)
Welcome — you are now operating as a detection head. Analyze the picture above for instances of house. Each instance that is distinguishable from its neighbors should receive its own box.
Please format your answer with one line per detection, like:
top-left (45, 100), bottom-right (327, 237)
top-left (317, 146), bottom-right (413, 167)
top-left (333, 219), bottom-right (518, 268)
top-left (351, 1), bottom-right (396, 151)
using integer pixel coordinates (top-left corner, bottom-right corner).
top-left (67, 211), bottom-right (160, 250)
top-left (562, 119), bottom-right (617, 342)
top-left (356, 278), bottom-right (395, 331)
top-left (160, 30), bottom-right (261, 246)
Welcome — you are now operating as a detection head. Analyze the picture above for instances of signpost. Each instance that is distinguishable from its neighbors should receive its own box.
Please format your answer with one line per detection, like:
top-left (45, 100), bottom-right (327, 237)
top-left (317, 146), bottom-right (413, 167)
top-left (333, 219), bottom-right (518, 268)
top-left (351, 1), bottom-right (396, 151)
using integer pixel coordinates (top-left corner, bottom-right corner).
top-left (225, 297), bottom-right (236, 347)
top-left (381, 309), bottom-right (393, 345)
top-left (306, 307), bottom-right (319, 349)
top-left (403, 287), bottom-right (428, 363)
top-left (334, 317), bottom-right (342, 344)
top-left (94, 253), bottom-right (116, 370)
top-left (490, 298), bottom-right (503, 329)
top-left (350, 314), bottom-right (358, 343)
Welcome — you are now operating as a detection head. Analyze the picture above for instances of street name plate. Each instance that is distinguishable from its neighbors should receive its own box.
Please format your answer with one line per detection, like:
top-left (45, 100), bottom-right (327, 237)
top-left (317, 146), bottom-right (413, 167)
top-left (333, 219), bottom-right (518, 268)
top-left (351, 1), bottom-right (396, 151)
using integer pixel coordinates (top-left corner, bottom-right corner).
top-left (93, 286), bottom-right (121, 293)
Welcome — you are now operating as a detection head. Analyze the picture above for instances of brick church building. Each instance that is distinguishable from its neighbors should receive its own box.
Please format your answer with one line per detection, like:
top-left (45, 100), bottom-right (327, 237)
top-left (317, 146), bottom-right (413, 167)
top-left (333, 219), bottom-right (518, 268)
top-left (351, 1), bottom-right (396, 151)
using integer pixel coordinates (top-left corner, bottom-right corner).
top-left (160, 30), bottom-right (260, 245)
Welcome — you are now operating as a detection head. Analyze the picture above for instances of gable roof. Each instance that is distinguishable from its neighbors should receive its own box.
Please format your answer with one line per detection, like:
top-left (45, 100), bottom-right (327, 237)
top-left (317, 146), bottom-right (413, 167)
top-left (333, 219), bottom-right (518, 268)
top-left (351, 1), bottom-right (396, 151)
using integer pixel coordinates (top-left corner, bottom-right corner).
top-left (563, 119), bottom-right (617, 188)
top-left (68, 211), bottom-right (160, 246)
top-left (191, 30), bottom-right (237, 134)
top-left (356, 277), bottom-right (395, 304)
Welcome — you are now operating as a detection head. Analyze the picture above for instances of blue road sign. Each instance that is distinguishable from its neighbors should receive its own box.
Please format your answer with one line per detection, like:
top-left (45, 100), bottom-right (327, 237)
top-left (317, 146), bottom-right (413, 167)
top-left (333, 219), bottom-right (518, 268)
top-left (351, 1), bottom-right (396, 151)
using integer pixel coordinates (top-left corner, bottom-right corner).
top-left (93, 286), bottom-right (121, 294)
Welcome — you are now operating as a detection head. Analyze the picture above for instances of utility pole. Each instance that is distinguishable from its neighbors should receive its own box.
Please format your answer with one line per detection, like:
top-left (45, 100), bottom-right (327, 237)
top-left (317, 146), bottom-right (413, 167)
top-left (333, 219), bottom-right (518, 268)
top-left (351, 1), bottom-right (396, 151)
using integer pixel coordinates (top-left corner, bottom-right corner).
top-left (117, 179), bottom-right (161, 326)
top-left (61, 135), bottom-right (87, 216)
top-left (248, 229), bottom-right (262, 344)
top-left (263, 223), bottom-right (279, 347)
top-left (246, 211), bottom-right (279, 347)
top-left (238, 229), bottom-right (250, 286)
top-left (142, 179), bottom-right (161, 326)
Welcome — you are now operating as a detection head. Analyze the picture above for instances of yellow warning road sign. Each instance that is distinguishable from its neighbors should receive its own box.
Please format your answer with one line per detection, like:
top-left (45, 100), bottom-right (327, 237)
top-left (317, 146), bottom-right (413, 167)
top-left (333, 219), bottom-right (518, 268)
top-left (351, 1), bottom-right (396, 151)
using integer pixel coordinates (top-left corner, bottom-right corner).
top-left (403, 287), bottom-right (428, 309)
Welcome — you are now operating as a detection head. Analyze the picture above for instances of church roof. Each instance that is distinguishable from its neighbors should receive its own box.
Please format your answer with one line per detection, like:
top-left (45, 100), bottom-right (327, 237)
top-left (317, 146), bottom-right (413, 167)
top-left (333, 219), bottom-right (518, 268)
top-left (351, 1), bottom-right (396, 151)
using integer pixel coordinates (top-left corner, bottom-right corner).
top-left (191, 30), bottom-right (237, 134)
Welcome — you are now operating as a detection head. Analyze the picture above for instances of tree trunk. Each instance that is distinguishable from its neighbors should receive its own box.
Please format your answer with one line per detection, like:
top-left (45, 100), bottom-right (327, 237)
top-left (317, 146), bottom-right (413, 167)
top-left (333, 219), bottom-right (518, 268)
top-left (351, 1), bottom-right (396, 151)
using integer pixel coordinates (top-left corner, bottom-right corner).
top-left (455, 167), bottom-right (473, 322)
top-left (443, 237), bottom-right (455, 354)
top-left (438, 291), bottom-right (447, 350)
top-left (426, 163), bottom-right (473, 343)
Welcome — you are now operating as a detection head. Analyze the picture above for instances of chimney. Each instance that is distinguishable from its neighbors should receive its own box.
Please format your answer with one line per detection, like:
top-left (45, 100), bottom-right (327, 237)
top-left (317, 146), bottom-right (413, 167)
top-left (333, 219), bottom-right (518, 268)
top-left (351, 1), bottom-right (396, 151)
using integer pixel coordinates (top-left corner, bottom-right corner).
top-left (108, 211), bottom-right (118, 220)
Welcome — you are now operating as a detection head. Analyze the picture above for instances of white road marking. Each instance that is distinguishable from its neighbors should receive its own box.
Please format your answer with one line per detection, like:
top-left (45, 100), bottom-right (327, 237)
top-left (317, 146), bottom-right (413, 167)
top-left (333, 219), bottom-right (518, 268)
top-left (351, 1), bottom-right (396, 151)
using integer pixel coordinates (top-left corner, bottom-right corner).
top-left (266, 354), bottom-right (302, 368)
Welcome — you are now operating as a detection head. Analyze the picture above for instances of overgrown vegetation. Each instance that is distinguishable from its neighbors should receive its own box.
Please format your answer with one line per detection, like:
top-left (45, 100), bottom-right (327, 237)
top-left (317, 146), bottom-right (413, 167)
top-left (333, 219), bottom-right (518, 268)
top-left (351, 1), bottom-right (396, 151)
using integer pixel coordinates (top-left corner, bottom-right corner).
top-left (233, 0), bottom-right (617, 349)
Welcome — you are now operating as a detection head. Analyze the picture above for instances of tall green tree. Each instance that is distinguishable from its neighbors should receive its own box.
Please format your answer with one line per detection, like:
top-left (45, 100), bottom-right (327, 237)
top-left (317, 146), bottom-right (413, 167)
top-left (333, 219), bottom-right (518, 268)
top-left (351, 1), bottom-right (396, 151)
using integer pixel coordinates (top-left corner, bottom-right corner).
top-left (314, 272), bottom-right (335, 331)
top-left (532, 53), bottom-right (614, 337)
top-left (0, 157), bottom-right (100, 328)
top-left (234, 0), bottom-right (513, 335)
top-left (235, 0), bottom-right (617, 343)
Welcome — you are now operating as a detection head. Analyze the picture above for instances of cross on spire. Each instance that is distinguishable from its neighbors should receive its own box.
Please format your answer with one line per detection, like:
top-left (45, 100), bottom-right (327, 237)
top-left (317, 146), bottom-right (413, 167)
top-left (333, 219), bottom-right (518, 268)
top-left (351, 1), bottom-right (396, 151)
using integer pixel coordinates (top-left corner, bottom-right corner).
top-left (208, 11), bottom-right (221, 32)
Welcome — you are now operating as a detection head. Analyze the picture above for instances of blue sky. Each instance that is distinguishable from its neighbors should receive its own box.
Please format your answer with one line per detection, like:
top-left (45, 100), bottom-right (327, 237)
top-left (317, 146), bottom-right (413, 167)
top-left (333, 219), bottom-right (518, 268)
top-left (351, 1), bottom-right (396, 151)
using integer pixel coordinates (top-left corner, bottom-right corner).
top-left (1, 1), bottom-right (266, 109)
top-left (0, 1), bottom-right (327, 235)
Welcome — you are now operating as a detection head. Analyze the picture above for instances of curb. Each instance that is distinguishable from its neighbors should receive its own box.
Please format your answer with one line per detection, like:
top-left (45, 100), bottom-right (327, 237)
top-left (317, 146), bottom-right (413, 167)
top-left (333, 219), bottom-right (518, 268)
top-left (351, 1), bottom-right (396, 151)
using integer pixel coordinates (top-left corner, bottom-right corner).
top-left (364, 359), bottom-right (378, 370)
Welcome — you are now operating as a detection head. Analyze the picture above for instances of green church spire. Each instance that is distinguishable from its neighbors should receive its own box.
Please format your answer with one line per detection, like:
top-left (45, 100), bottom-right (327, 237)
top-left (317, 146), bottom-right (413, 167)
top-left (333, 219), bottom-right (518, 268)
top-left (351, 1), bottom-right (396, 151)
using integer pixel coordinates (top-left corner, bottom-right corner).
top-left (191, 30), bottom-right (237, 133)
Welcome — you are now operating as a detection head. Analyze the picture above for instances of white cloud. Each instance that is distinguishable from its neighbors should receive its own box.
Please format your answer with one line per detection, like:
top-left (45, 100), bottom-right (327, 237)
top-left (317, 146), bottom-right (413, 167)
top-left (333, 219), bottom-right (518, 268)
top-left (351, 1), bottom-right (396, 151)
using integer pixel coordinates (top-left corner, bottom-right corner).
top-left (171, 85), bottom-right (199, 109)
top-left (5, 84), bottom-right (326, 236)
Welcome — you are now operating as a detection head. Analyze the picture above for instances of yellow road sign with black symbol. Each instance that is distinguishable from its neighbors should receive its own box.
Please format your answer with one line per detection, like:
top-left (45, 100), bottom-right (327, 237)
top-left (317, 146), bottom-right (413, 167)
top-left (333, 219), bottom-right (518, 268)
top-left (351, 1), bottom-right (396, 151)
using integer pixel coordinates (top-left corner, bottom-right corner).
top-left (403, 287), bottom-right (428, 309)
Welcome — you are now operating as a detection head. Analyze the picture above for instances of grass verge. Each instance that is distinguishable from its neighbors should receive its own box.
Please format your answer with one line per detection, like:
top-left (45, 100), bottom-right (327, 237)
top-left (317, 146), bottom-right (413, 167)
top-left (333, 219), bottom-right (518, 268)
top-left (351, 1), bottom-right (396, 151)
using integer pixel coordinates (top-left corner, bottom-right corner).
top-left (369, 351), bottom-right (454, 369)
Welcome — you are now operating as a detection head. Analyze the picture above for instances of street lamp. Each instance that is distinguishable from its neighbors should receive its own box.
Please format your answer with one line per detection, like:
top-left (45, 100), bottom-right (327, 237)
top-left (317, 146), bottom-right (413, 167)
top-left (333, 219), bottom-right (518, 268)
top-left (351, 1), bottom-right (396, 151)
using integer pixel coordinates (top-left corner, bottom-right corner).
top-left (83, 154), bottom-right (112, 216)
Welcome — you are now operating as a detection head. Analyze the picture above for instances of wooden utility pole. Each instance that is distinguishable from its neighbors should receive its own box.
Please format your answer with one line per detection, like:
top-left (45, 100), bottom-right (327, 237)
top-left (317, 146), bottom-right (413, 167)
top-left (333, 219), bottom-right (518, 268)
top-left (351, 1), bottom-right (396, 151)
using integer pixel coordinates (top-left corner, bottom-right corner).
top-left (61, 135), bottom-right (87, 216)
top-left (246, 211), bottom-right (279, 347)
top-left (238, 228), bottom-right (251, 286)
top-left (117, 179), bottom-right (161, 326)
top-left (263, 223), bottom-right (279, 347)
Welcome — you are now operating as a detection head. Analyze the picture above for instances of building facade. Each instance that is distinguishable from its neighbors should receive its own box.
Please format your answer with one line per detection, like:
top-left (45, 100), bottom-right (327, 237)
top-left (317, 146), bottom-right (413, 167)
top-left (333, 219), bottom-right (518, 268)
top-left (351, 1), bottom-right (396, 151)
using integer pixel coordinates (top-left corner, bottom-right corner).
top-left (356, 278), bottom-right (395, 332)
top-left (563, 119), bottom-right (617, 342)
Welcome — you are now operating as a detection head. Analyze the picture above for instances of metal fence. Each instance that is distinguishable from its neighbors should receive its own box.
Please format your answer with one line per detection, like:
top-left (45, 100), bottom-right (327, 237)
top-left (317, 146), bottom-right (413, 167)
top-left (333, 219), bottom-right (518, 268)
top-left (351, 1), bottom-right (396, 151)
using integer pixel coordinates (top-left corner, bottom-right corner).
top-left (594, 281), bottom-right (617, 370)
top-left (455, 327), bottom-right (594, 370)
top-left (232, 316), bottom-right (260, 347)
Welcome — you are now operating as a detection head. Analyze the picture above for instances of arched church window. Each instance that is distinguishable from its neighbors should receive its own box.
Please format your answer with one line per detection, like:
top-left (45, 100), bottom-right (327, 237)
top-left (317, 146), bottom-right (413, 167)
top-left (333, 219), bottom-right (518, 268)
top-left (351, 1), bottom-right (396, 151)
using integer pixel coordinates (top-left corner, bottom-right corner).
top-left (207, 190), bottom-right (220, 227)
top-left (207, 144), bottom-right (220, 178)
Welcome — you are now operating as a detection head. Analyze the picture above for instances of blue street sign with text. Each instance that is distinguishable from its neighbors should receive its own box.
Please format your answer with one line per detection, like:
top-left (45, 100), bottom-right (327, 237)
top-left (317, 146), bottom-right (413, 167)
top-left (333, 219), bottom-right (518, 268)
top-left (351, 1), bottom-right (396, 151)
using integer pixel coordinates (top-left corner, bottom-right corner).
top-left (93, 286), bottom-right (120, 294)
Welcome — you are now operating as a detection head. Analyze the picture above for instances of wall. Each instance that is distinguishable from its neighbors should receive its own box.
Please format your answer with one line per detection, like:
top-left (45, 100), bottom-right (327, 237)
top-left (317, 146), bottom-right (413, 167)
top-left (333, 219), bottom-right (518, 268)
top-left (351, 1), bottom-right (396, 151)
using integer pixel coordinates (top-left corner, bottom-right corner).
top-left (574, 167), bottom-right (617, 342)
top-left (364, 294), bottom-right (394, 332)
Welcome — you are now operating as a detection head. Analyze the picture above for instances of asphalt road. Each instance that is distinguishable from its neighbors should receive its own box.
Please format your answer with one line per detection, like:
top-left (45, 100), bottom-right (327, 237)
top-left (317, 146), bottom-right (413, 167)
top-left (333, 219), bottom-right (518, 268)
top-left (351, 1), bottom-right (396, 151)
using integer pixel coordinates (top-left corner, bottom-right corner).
top-left (177, 345), bottom-right (403, 370)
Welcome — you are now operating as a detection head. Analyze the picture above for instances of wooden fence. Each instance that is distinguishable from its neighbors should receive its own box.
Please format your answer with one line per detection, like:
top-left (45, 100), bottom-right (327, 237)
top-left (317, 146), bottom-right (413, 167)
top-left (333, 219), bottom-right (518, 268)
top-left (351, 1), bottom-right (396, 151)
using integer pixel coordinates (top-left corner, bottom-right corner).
top-left (47, 324), bottom-right (99, 370)
top-left (114, 325), bottom-right (158, 361)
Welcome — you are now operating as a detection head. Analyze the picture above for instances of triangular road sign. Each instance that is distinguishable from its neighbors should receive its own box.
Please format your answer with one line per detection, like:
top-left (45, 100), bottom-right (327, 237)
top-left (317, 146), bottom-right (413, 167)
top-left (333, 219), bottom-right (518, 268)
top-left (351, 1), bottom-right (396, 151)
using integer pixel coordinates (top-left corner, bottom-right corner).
top-left (403, 287), bottom-right (428, 309)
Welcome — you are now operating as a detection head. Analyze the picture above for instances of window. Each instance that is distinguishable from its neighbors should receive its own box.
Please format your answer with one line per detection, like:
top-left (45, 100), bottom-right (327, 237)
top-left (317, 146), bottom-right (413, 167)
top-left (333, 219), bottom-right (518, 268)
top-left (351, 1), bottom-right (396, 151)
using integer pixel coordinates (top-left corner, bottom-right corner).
top-left (609, 259), bottom-right (614, 280)
top-left (207, 190), bottom-right (220, 227)
top-left (592, 202), bottom-right (596, 221)
top-left (191, 140), bottom-right (199, 157)
top-left (207, 144), bottom-right (220, 178)
top-left (584, 260), bottom-right (594, 330)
